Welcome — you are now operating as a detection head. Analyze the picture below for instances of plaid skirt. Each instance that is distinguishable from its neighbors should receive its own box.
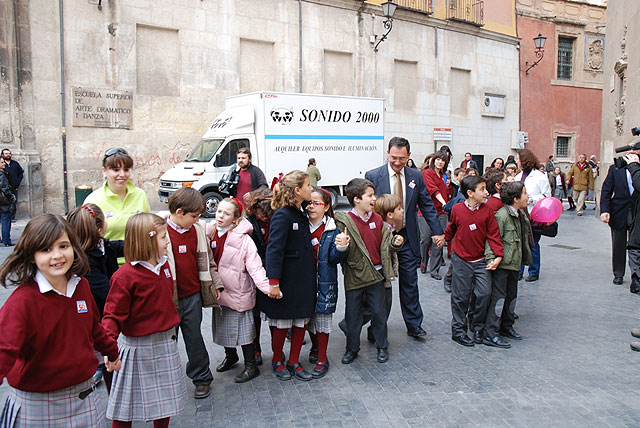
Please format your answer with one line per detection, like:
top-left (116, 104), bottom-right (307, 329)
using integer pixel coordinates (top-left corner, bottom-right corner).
top-left (307, 313), bottom-right (333, 334)
top-left (107, 329), bottom-right (187, 422)
top-left (0, 378), bottom-right (105, 428)
top-left (212, 306), bottom-right (255, 347)
top-left (260, 312), bottom-right (310, 329)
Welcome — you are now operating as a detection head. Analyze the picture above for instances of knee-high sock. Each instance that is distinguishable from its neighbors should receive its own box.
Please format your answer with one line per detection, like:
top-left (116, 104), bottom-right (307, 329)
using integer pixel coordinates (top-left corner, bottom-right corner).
top-left (271, 327), bottom-right (287, 365)
top-left (288, 326), bottom-right (306, 367)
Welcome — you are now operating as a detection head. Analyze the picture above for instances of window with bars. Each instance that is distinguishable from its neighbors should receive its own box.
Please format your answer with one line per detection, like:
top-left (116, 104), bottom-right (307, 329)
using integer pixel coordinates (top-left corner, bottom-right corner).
top-left (556, 136), bottom-right (570, 158)
top-left (557, 37), bottom-right (574, 80)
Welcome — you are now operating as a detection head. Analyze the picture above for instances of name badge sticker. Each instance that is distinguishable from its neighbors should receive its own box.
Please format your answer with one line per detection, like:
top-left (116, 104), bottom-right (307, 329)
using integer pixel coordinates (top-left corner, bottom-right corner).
top-left (311, 237), bottom-right (320, 246)
top-left (260, 228), bottom-right (266, 235)
top-left (409, 180), bottom-right (416, 189)
top-left (76, 300), bottom-right (88, 314)
top-left (178, 245), bottom-right (187, 254)
top-left (105, 211), bottom-right (113, 219)
top-left (369, 222), bottom-right (377, 229)
top-left (164, 268), bottom-right (172, 278)
top-left (469, 223), bottom-right (477, 231)
top-left (211, 241), bottom-right (217, 249)
top-left (292, 223), bottom-right (299, 231)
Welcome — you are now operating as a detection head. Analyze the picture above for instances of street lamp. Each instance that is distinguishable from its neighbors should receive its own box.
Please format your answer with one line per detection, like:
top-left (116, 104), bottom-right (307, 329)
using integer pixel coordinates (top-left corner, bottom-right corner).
top-left (373, 1), bottom-right (398, 52)
top-left (525, 33), bottom-right (547, 75)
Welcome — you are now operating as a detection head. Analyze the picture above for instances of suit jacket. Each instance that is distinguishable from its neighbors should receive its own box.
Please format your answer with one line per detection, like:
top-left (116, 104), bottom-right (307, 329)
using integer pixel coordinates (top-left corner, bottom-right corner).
top-left (365, 164), bottom-right (443, 257)
top-left (460, 159), bottom-right (479, 170)
top-left (600, 165), bottom-right (633, 230)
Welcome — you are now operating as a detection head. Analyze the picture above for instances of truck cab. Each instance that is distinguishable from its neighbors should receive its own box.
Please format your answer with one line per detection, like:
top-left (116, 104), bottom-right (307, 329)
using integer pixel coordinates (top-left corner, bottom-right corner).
top-left (158, 106), bottom-right (254, 217)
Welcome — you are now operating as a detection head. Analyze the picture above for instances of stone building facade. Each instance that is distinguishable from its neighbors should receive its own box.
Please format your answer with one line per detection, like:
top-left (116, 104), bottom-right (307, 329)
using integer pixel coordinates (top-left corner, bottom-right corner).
top-left (2, 0), bottom-right (520, 213)
top-left (517, 0), bottom-right (607, 170)
top-left (599, 1), bottom-right (639, 171)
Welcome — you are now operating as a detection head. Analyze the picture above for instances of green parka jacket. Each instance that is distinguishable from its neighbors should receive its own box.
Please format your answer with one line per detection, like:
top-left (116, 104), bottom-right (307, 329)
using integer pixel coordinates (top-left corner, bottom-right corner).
top-left (485, 206), bottom-right (533, 271)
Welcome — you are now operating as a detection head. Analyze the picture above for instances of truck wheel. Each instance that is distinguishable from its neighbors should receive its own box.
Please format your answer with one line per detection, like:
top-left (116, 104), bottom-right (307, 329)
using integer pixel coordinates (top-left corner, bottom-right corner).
top-left (325, 188), bottom-right (339, 208)
top-left (202, 191), bottom-right (223, 218)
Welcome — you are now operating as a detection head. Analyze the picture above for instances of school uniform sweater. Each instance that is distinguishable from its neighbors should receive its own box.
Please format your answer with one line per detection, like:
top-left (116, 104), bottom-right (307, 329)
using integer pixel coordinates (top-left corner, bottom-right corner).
top-left (311, 223), bottom-right (326, 260)
top-left (485, 195), bottom-right (504, 214)
top-left (167, 225), bottom-right (200, 298)
top-left (423, 169), bottom-right (449, 215)
top-left (211, 231), bottom-right (228, 265)
top-left (0, 278), bottom-right (119, 392)
top-left (348, 211), bottom-right (383, 266)
top-left (444, 202), bottom-right (504, 262)
top-left (102, 261), bottom-right (180, 340)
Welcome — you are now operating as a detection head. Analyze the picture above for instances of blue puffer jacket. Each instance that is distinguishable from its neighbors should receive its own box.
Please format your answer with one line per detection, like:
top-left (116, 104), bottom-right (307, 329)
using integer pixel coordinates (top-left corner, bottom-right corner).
top-left (315, 217), bottom-right (348, 314)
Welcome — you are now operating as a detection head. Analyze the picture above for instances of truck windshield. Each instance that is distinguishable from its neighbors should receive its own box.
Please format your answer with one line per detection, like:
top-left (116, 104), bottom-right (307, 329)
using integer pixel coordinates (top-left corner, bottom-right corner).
top-left (185, 139), bottom-right (224, 162)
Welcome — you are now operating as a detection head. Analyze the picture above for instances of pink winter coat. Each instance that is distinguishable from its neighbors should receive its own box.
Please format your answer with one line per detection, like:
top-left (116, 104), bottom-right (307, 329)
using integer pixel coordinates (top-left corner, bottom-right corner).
top-left (206, 218), bottom-right (270, 312)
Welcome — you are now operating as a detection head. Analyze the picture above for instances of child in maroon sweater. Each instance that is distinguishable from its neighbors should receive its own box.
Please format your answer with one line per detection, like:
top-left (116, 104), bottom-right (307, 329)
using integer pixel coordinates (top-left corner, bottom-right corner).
top-left (445, 176), bottom-right (504, 347)
top-left (103, 213), bottom-right (187, 428)
top-left (483, 168), bottom-right (509, 213)
top-left (0, 214), bottom-right (120, 427)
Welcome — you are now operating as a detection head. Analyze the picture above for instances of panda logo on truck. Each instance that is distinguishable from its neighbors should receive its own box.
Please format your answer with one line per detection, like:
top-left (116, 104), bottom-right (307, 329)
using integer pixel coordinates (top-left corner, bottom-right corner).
top-left (270, 105), bottom-right (294, 124)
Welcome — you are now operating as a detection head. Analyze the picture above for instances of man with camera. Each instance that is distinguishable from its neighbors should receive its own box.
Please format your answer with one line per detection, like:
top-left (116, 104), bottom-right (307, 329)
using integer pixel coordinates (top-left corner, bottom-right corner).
top-left (218, 147), bottom-right (268, 207)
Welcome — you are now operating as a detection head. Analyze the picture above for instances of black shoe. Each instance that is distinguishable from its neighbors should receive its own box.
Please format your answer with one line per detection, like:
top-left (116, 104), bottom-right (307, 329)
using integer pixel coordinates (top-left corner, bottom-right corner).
top-left (631, 286), bottom-right (640, 294)
top-left (311, 361), bottom-right (329, 379)
top-left (420, 265), bottom-right (427, 274)
top-left (308, 347), bottom-right (319, 364)
top-left (431, 273), bottom-right (442, 280)
top-left (366, 327), bottom-right (375, 343)
top-left (499, 327), bottom-right (522, 340)
top-left (518, 274), bottom-right (523, 281)
top-left (377, 348), bottom-right (389, 363)
top-left (473, 330), bottom-right (483, 344)
top-left (341, 349), bottom-right (358, 364)
top-left (3, 243), bottom-right (14, 247)
top-left (272, 361), bottom-right (291, 381)
top-left (482, 335), bottom-right (511, 349)
top-left (567, 206), bottom-right (576, 211)
top-left (235, 344), bottom-right (260, 383)
top-left (338, 320), bottom-right (347, 336)
top-left (513, 313), bottom-right (519, 320)
top-left (407, 326), bottom-right (427, 338)
top-left (525, 275), bottom-right (539, 282)
top-left (287, 362), bottom-right (312, 381)
top-left (216, 348), bottom-right (239, 372)
top-left (613, 277), bottom-right (624, 285)
top-left (444, 282), bottom-right (451, 293)
top-left (452, 334), bottom-right (474, 347)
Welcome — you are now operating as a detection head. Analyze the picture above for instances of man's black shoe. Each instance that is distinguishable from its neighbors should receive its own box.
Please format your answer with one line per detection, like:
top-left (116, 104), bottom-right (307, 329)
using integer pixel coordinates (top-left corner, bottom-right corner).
top-left (473, 330), bottom-right (483, 344)
top-left (452, 334), bottom-right (474, 347)
top-left (482, 335), bottom-right (511, 349)
top-left (341, 349), bottom-right (358, 364)
top-left (377, 348), bottom-right (389, 363)
top-left (407, 326), bottom-right (427, 338)
top-left (499, 327), bottom-right (522, 340)
top-left (525, 275), bottom-right (539, 282)
top-left (443, 282), bottom-right (451, 293)
top-left (613, 277), bottom-right (624, 285)
top-left (518, 274), bottom-right (523, 281)
top-left (631, 285), bottom-right (640, 294)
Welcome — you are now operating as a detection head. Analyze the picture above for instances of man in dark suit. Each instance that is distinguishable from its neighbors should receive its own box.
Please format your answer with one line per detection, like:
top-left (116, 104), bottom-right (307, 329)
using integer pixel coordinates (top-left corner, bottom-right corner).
top-left (365, 137), bottom-right (445, 338)
top-left (460, 152), bottom-right (478, 171)
top-left (600, 161), bottom-right (637, 291)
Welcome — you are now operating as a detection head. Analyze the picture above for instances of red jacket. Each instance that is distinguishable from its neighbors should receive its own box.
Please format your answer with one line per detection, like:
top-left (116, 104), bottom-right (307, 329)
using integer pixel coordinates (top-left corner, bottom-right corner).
top-left (422, 169), bottom-right (449, 215)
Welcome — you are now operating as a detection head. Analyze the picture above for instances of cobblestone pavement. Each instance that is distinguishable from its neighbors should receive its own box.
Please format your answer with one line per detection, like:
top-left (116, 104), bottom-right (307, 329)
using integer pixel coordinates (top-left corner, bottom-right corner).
top-left (1, 204), bottom-right (640, 427)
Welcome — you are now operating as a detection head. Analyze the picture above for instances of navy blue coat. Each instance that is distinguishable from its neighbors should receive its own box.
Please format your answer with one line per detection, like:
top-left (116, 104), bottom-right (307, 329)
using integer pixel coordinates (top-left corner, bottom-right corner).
top-left (365, 164), bottom-right (443, 258)
top-left (261, 206), bottom-right (317, 319)
top-left (84, 239), bottom-right (124, 317)
top-left (315, 219), bottom-right (347, 314)
top-left (600, 165), bottom-right (633, 230)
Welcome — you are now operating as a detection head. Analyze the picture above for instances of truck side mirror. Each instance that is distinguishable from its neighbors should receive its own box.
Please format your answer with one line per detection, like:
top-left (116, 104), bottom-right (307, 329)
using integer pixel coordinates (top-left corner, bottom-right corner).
top-left (213, 154), bottom-right (222, 167)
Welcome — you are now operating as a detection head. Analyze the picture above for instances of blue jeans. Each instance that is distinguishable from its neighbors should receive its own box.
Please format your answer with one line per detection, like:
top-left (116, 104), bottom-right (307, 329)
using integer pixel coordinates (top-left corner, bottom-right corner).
top-left (520, 233), bottom-right (541, 277)
top-left (1, 212), bottom-right (11, 244)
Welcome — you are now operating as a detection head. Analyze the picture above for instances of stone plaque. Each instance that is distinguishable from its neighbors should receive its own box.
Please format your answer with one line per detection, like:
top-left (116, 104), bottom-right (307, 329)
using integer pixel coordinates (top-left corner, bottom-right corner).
top-left (72, 87), bottom-right (133, 129)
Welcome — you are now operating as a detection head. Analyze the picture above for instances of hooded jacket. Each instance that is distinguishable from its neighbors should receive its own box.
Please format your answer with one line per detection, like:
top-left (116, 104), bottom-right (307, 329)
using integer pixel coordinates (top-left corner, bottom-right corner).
top-left (206, 218), bottom-right (270, 312)
top-left (314, 217), bottom-right (348, 314)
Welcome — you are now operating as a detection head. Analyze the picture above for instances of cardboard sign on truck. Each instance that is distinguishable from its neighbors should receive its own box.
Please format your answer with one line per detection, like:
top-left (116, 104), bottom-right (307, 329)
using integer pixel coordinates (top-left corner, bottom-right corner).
top-left (158, 91), bottom-right (385, 217)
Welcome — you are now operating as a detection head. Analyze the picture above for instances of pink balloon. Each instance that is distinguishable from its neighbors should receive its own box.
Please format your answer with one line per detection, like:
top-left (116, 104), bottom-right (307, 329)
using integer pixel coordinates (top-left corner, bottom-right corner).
top-left (530, 197), bottom-right (563, 223)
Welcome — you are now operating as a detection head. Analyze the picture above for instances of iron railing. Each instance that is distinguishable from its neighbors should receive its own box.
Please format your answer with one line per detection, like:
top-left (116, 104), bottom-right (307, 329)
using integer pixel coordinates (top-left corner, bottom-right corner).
top-left (394, 0), bottom-right (433, 14)
top-left (446, 0), bottom-right (484, 26)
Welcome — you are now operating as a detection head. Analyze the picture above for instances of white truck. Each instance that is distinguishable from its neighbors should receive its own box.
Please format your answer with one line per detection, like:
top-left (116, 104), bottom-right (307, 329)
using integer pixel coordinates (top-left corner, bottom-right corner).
top-left (158, 91), bottom-right (385, 217)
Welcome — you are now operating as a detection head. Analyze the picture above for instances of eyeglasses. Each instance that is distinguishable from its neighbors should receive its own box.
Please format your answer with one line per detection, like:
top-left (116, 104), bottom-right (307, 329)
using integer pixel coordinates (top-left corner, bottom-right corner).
top-left (104, 148), bottom-right (128, 158)
top-left (309, 201), bottom-right (325, 206)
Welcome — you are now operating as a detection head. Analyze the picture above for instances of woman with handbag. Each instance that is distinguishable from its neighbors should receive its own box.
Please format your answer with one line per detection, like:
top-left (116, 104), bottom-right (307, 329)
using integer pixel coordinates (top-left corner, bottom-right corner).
top-left (0, 160), bottom-right (15, 246)
top-left (515, 149), bottom-right (551, 282)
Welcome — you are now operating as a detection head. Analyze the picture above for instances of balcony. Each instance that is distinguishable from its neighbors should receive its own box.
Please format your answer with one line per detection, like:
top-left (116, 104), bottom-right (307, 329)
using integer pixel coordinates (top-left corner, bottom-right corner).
top-left (394, 0), bottom-right (432, 15)
top-left (446, 0), bottom-right (484, 27)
